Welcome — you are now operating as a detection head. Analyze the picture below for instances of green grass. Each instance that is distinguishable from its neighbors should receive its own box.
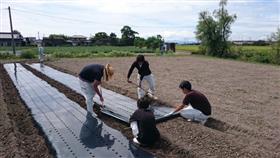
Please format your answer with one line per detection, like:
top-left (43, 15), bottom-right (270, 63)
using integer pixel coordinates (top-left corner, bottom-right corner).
top-left (177, 45), bottom-right (279, 65)
top-left (176, 45), bottom-right (200, 53)
top-left (1, 45), bottom-right (278, 65)
top-left (0, 46), bottom-right (154, 59)
top-left (177, 45), bottom-right (272, 54)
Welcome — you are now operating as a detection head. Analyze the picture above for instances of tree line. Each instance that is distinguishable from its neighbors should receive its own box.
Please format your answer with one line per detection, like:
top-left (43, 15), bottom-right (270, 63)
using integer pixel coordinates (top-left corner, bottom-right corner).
top-left (47, 26), bottom-right (164, 50)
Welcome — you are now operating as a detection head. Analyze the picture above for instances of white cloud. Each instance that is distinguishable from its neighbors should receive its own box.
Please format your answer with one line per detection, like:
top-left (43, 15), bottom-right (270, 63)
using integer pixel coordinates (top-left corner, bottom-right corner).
top-left (0, 0), bottom-right (279, 41)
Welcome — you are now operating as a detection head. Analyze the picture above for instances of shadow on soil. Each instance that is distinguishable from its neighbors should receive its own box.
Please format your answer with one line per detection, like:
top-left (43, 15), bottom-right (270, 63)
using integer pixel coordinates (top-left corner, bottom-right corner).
top-left (204, 117), bottom-right (230, 132)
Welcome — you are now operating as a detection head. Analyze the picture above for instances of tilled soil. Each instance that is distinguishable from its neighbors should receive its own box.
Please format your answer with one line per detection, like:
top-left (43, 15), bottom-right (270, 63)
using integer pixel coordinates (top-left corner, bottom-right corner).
top-left (0, 64), bottom-right (53, 158)
top-left (47, 56), bottom-right (280, 157)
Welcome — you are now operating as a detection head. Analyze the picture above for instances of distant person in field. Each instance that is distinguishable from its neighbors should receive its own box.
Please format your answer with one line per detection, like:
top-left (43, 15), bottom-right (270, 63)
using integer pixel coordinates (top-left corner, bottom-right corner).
top-left (130, 96), bottom-right (160, 146)
top-left (168, 81), bottom-right (211, 124)
top-left (127, 55), bottom-right (156, 99)
top-left (79, 64), bottom-right (114, 115)
top-left (37, 43), bottom-right (45, 64)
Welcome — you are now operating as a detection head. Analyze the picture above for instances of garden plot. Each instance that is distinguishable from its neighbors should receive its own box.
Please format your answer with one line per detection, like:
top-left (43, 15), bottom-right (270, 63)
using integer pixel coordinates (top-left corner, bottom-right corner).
top-left (29, 63), bottom-right (176, 123)
top-left (4, 63), bottom-right (154, 158)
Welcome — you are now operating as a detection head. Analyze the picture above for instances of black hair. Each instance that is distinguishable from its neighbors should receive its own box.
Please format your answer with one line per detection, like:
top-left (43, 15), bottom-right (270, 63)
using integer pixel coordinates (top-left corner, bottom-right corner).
top-left (137, 95), bottom-right (151, 109)
top-left (179, 80), bottom-right (192, 90)
top-left (136, 55), bottom-right (145, 63)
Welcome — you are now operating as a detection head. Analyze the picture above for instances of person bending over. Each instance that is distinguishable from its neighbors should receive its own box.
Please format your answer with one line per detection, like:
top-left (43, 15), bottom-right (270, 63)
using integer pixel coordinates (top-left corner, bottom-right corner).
top-left (127, 55), bottom-right (156, 99)
top-left (79, 64), bottom-right (114, 115)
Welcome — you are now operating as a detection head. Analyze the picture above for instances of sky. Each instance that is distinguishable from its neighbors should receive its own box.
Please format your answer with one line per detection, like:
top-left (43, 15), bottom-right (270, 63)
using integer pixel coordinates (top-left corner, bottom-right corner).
top-left (0, 0), bottom-right (279, 42)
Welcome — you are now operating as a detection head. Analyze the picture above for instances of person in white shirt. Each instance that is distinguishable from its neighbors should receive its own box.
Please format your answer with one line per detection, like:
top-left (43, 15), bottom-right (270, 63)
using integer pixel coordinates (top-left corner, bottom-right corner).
top-left (37, 43), bottom-right (45, 64)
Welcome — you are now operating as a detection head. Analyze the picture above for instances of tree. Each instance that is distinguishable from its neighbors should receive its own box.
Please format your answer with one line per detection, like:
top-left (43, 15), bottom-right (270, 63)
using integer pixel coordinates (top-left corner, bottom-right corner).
top-left (145, 35), bottom-right (164, 50)
top-left (13, 30), bottom-right (23, 38)
top-left (196, 0), bottom-right (236, 57)
top-left (91, 32), bottom-right (109, 45)
top-left (49, 34), bottom-right (68, 40)
top-left (269, 28), bottom-right (280, 64)
top-left (120, 26), bottom-right (138, 46)
top-left (109, 32), bottom-right (119, 45)
top-left (134, 37), bottom-right (146, 48)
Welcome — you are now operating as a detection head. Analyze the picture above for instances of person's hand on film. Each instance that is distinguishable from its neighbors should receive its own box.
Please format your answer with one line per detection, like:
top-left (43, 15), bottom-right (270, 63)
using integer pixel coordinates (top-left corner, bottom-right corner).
top-left (100, 96), bottom-right (105, 108)
top-left (164, 111), bottom-right (174, 117)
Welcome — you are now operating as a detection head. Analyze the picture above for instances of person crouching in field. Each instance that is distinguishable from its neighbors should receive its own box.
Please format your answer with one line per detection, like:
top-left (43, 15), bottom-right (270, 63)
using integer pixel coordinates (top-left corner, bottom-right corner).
top-left (79, 64), bottom-right (114, 115)
top-left (127, 55), bottom-right (156, 99)
top-left (170, 81), bottom-right (211, 124)
top-left (130, 96), bottom-right (160, 146)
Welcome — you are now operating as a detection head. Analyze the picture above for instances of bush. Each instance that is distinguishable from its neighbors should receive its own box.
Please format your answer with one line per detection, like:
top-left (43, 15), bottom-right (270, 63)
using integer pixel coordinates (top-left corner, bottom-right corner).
top-left (272, 50), bottom-right (280, 65)
top-left (0, 52), bottom-right (16, 59)
top-left (236, 51), bottom-right (274, 64)
top-left (20, 51), bottom-right (36, 59)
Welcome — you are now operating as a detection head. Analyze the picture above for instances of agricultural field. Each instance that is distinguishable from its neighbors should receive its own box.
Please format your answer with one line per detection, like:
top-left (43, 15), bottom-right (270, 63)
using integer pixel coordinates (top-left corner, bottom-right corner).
top-left (0, 53), bottom-right (279, 157)
top-left (46, 56), bottom-right (280, 157)
top-left (176, 45), bottom-right (200, 53)
top-left (2, 45), bottom-right (278, 65)
top-left (177, 45), bottom-right (278, 64)
top-left (0, 46), bottom-right (156, 59)
top-left (177, 45), bottom-right (272, 54)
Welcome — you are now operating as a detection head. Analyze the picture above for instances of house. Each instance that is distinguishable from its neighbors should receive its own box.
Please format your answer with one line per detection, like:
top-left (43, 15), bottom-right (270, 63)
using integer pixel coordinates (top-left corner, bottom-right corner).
top-left (24, 37), bottom-right (36, 46)
top-left (42, 37), bottom-right (67, 46)
top-left (68, 35), bottom-right (88, 46)
top-left (0, 32), bottom-right (23, 46)
top-left (164, 42), bottom-right (176, 52)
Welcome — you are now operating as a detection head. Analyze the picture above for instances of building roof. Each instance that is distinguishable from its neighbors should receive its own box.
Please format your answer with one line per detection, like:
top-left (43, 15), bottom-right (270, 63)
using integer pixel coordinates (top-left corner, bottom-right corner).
top-left (71, 35), bottom-right (87, 39)
top-left (0, 32), bottom-right (22, 39)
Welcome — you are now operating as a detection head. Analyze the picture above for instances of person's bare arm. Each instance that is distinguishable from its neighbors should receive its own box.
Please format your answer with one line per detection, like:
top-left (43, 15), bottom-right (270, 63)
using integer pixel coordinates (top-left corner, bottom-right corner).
top-left (173, 104), bottom-right (185, 113)
top-left (92, 80), bottom-right (103, 102)
top-left (165, 104), bottom-right (185, 116)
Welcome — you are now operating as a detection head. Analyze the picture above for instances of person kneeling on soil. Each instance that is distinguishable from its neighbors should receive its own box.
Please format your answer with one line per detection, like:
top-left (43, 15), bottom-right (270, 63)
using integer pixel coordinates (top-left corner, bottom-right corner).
top-left (79, 64), bottom-right (114, 115)
top-left (129, 96), bottom-right (160, 146)
top-left (168, 80), bottom-right (211, 124)
top-left (127, 55), bottom-right (156, 99)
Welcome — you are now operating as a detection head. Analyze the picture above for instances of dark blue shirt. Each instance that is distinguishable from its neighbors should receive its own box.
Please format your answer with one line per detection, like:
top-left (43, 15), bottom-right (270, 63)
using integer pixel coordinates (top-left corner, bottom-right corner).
top-left (79, 64), bottom-right (104, 82)
top-left (127, 61), bottom-right (152, 80)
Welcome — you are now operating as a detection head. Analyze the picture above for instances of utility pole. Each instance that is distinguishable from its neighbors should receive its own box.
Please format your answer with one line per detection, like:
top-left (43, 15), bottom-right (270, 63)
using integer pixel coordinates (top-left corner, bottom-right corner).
top-left (8, 6), bottom-right (16, 55)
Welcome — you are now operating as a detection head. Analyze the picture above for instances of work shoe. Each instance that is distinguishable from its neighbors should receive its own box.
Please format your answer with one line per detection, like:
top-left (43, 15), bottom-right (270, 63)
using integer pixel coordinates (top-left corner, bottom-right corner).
top-left (133, 138), bottom-right (141, 145)
top-left (152, 96), bottom-right (158, 100)
top-left (147, 93), bottom-right (158, 100)
top-left (89, 111), bottom-right (97, 117)
top-left (201, 119), bottom-right (208, 125)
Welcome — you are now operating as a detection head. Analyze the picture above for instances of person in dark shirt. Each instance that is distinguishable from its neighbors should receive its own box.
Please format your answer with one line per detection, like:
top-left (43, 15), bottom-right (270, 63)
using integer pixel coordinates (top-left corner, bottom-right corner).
top-left (79, 64), bottom-right (114, 115)
top-left (168, 80), bottom-right (211, 124)
top-left (127, 55), bottom-right (156, 99)
top-left (129, 96), bottom-right (160, 146)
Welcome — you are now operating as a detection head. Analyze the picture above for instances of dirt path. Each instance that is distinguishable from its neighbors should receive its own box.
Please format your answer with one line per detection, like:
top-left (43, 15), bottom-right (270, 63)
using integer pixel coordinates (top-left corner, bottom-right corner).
top-left (48, 56), bottom-right (280, 157)
top-left (0, 64), bottom-right (53, 158)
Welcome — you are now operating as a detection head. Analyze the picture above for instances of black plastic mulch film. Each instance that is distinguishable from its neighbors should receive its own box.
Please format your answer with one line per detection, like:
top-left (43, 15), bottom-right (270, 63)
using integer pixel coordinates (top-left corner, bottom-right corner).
top-left (29, 63), bottom-right (177, 123)
top-left (4, 63), bottom-right (154, 158)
